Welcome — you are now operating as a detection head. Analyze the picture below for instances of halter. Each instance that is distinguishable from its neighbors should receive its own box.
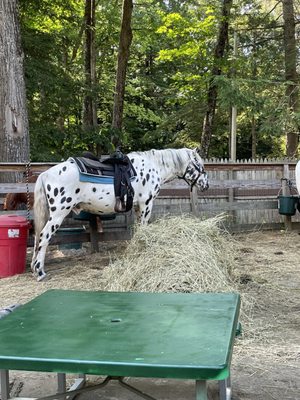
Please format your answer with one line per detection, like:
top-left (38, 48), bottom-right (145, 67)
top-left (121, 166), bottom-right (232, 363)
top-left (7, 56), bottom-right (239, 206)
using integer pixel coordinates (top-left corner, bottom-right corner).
top-left (178, 161), bottom-right (206, 191)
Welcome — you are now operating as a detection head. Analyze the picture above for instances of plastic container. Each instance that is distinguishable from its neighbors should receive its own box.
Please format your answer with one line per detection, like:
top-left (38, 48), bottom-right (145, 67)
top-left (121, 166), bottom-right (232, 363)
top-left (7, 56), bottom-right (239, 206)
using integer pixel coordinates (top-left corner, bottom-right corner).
top-left (0, 215), bottom-right (29, 278)
top-left (278, 195), bottom-right (299, 216)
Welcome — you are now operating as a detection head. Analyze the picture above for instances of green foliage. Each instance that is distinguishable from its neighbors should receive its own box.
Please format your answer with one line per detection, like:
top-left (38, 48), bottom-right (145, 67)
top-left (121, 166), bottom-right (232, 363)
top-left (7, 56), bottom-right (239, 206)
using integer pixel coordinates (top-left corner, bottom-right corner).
top-left (17, 0), bottom-right (300, 160)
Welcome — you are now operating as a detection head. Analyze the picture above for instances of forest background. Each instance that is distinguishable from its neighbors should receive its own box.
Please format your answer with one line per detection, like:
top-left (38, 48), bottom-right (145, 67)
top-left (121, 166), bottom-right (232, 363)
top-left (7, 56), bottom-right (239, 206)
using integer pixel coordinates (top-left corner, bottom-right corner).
top-left (1, 0), bottom-right (300, 164)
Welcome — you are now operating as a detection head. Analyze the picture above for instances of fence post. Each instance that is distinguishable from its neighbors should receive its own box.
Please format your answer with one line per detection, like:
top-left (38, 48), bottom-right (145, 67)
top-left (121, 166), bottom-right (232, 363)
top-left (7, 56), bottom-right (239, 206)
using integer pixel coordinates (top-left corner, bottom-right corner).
top-left (190, 186), bottom-right (198, 216)
top-left (89, 215), bottom-right (99, 253)
top-left (282, 164), bottom-right (292, 231)
top-left (228, 169), bottom-right (235, 224)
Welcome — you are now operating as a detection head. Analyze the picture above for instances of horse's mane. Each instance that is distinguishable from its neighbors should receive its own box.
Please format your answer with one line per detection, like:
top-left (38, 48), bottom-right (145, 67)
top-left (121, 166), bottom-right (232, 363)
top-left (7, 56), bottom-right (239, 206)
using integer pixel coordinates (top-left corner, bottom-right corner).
top-left (129, 148), bottom-right (193, 170)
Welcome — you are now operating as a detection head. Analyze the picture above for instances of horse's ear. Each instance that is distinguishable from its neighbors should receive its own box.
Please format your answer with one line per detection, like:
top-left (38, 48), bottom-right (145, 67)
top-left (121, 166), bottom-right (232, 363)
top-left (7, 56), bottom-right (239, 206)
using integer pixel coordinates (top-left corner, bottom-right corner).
top-left (194, 147), bottom-right (204, 159)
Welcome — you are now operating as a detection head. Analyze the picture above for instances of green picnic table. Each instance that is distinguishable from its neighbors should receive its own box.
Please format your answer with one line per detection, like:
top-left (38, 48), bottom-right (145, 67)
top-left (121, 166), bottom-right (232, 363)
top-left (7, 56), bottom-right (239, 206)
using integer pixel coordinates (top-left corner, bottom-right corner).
top-left (0, 289), bottom-right (240, 400)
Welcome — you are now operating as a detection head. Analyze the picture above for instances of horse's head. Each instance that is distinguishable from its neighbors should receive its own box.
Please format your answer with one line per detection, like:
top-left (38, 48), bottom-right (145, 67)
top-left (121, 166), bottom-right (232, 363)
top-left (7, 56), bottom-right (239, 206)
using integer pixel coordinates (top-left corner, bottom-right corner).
top-left (180, 149), bottom-right (209, 191)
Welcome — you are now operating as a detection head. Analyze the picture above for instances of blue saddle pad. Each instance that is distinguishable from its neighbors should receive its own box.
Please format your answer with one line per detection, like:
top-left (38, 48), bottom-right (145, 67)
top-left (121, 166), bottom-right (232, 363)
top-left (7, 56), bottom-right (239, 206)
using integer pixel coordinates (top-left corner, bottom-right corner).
top-left (79, 173), bottom-right (114, 184)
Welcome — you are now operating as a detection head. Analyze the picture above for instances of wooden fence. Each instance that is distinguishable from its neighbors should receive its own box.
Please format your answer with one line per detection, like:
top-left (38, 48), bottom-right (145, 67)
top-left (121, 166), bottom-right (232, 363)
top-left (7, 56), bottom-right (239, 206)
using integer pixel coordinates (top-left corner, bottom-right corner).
top-left (1, 159), bottom-right (300, 234)
top-left (153, 159), bottom-right (300, 231)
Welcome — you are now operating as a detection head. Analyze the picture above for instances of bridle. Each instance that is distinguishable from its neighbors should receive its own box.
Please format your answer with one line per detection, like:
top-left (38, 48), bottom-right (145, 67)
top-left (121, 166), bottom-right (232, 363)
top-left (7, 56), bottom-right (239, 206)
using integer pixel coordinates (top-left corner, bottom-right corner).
top-left (178, 161), bottom-right (207, 191)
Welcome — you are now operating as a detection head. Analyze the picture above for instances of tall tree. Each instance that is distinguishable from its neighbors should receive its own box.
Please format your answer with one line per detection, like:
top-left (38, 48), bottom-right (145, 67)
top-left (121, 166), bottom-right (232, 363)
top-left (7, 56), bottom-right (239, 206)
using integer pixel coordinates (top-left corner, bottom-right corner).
top-left (0, 0), bottom-right (29, 181)
top-left (82, 0), bottom-right (98, 153)
top-left (200, 0), bottom-right (232, 158)
top-left (282, 0), bottom-right (299, 157)
top-left (111, 0), bottom-right (133, 148)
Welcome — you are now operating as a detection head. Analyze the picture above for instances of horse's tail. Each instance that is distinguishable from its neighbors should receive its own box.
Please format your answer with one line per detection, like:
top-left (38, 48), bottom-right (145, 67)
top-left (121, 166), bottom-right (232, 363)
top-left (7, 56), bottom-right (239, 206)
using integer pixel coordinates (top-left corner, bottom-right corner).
top-left (33, 174), bottom-right (49, 240)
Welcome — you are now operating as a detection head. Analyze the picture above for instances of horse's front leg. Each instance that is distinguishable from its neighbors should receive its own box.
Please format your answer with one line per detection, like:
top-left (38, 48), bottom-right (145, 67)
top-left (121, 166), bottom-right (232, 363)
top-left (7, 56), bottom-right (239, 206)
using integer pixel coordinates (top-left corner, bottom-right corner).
top-left (136, 198), bottom-right (154, 224)
top-left (31, 213), bottom-right (67, 281)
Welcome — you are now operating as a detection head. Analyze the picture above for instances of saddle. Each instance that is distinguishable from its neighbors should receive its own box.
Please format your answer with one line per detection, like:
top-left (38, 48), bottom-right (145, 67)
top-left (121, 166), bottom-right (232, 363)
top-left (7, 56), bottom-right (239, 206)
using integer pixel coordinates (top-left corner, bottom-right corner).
top-left (72, 150), bottom-right (136, 213)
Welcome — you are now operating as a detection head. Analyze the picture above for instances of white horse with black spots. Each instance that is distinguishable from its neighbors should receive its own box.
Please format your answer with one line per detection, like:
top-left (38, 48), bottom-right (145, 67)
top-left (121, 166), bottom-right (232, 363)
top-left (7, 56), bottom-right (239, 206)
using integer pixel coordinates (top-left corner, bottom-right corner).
top-left (31, 147), bottom-right (209, 281)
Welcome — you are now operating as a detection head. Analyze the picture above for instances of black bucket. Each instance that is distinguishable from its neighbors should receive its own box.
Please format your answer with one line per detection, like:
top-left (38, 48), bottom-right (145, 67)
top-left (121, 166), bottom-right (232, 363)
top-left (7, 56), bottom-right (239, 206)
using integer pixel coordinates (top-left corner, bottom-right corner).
top-left (73, 211), bottom-right (116, 221)
top-left (57, 227), bottom-right (85, 250)
top-left (278, 195), bottom-right (299, 216)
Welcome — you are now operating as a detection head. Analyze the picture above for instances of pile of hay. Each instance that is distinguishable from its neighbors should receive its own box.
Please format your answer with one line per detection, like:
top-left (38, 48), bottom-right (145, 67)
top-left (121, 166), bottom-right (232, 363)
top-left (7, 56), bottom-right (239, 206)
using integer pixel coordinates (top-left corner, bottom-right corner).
top-left (100, 214), bottom-right (238, 294)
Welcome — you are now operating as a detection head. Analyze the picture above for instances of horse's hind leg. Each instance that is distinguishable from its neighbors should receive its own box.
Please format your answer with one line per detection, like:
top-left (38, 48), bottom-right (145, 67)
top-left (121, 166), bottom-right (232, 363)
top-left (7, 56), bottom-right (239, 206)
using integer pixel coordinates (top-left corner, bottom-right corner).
top-left (31, 212), bottom-right (69, 281)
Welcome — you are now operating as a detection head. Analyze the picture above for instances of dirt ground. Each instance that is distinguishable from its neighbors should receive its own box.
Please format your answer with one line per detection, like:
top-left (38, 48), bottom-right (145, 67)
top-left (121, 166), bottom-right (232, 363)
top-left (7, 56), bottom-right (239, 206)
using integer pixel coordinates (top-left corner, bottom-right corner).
top-left (0, 229), bottom-right (299, 400)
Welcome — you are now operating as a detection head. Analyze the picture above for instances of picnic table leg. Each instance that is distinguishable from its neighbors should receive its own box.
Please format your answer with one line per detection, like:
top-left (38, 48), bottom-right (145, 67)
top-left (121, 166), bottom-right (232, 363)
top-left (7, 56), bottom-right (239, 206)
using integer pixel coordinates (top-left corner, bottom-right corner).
top-left (0, 369), bottom-right (9, 400)
top-left (56, 373), bottom-right (86, 400)
top-left (57, 373), bottom-right (66, 393)
top-left (196, 380), bottom-right (207, 400)
top-left (219, 377), bottom-right (231, 400)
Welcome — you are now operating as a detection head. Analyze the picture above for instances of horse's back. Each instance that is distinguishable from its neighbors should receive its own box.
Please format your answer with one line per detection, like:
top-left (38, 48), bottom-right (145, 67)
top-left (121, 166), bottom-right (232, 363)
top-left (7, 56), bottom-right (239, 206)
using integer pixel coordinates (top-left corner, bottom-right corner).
top-left (41, 159), bottom-right (79, 184)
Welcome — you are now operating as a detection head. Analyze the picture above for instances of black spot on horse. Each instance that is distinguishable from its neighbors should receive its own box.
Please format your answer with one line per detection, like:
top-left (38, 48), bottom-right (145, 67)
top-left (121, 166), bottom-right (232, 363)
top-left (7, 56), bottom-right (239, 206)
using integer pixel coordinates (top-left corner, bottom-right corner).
top-left (66, 197), bottom-right (72, 203)
top-left (60, 187), bottom-right (65, 193)
top-left (61, 206), bottom-right (65, 210)
top-left (47, 184), bottom-right (51, 191)
top-left (55, 224), bottom-right (59, 229)
top-left (145, 195), bottom-right (153, 205)
top-left (51, 225), bottom-right (55, 232)
top-left (92, 187), bottom-right (96, 192)
top-left (139, 193), bottom-right (142, 197)
top-left (46, 233), bottom-right (49, 239)
top-left (50, 207), bottom-right (56, 212)
top-left (62, 166), bottom-right (67, 171)
top-left (59, 170), bottom-right (62, 175)
top-left (49, 198), bottom-right (54, 205)
top-left (54, 188), bottom-right (58, 196)
top-left (99, 197), bottom-right (103, 200)
top-left (66, 206), bottom-right (71, 210)
top-left (49, 217), bottom-right (52, 221)
top-left (38, 270), bottom-right (43, 276)
top-left (142, 178), bottom-right (146, 186)
top-left (106, 192), bottom-right (110, 195)
top-left (130, 158), bottom-right (134, 163)
top-left (35, 261), bottom-right (40, 270)
top-left (75, 188), bottom-right (80, 194)
top-left (146, 173), bottom-right (150, 181)
top-left (155, 184), bottom-right (159, 191)
top-left (61, 197), bottom-right (66, 203)
top-left (38, 246), bottom-right (41, 252)
top-left (145, 208), bottom-right (150, 218)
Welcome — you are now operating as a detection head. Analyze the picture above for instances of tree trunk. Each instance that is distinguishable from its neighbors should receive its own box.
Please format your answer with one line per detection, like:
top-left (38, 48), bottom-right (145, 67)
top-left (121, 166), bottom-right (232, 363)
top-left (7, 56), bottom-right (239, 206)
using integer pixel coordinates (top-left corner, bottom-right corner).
top-left (200, 0), bottom-right (232, 158)
top-left (282, 0), bottom-right (299, 157)
top-left (82, 0), bottom-right (98, 153)
top-left (0, 0), bottom-right (29, 182)
top-left (251, 35), bottom-right (257, 159)
top-left (111, 0), bottom-right (133, 148)
top-left (251, 115), bottom-right (257, 159)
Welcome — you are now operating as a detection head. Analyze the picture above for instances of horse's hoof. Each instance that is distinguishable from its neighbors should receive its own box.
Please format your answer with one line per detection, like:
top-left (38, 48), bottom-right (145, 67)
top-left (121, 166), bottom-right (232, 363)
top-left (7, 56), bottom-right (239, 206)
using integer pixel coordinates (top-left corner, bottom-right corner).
top-left (36, 272), bottom-right (47, 282)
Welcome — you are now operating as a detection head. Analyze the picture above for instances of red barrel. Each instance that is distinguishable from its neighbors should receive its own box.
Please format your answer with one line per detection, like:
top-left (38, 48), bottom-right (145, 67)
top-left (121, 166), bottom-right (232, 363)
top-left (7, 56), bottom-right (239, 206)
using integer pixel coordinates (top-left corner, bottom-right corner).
top-left (0, 215), bottom-right (29, 278)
